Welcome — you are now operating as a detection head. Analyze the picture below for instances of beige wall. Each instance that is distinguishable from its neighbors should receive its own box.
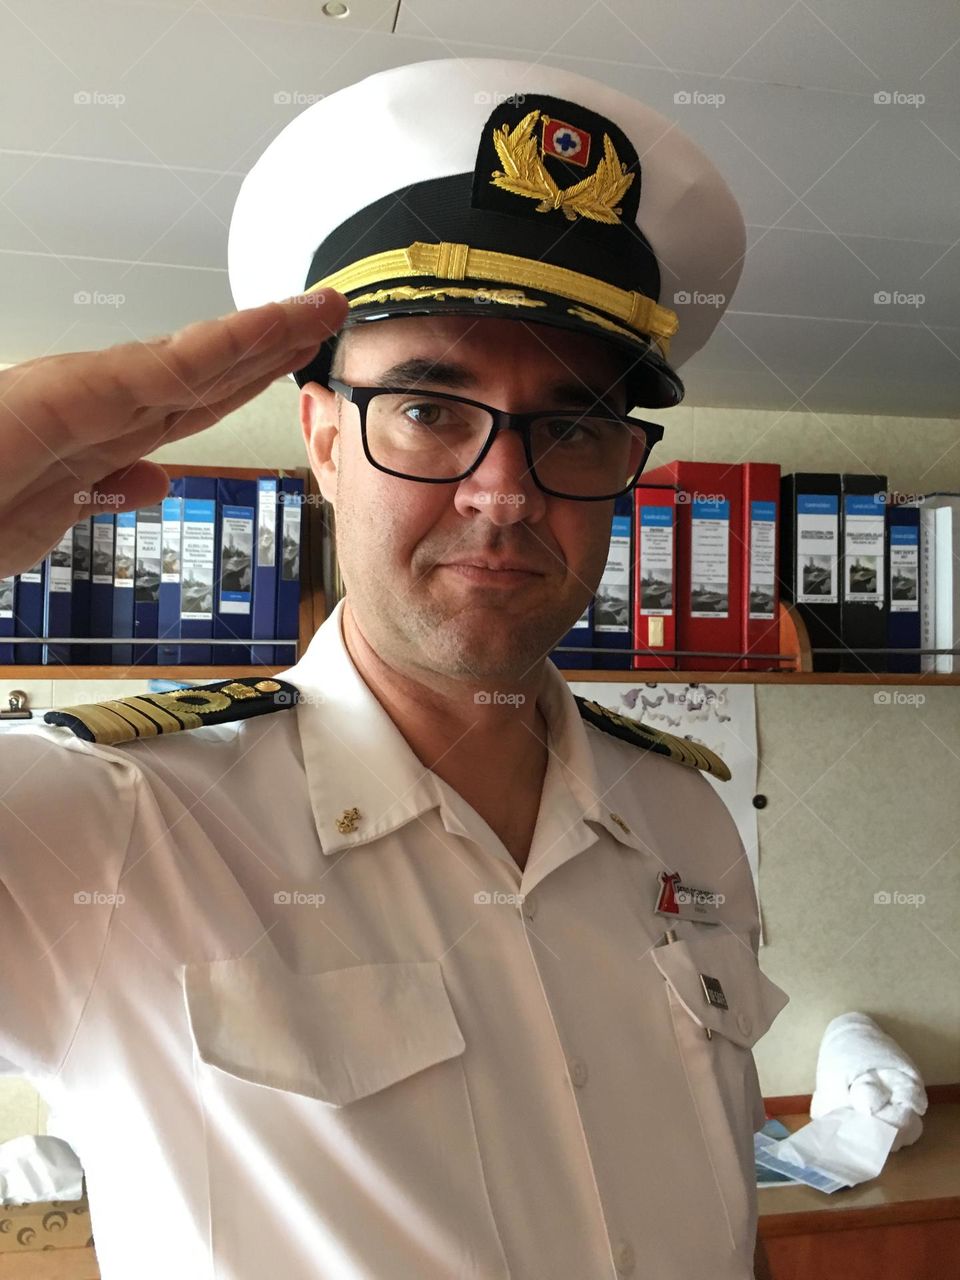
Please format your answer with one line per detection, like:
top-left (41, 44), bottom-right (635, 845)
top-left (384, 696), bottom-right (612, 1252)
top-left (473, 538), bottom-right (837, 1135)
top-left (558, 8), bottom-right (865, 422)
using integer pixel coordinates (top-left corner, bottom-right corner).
top-left (2, 375), bottom-right (959, 1141)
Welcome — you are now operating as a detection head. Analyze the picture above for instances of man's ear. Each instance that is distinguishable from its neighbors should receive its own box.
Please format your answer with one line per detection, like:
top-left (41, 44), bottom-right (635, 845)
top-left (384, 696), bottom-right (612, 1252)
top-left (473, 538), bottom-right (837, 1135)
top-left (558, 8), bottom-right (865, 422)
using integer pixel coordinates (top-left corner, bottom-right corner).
top-left (300, 381), bottom-right (340, 505)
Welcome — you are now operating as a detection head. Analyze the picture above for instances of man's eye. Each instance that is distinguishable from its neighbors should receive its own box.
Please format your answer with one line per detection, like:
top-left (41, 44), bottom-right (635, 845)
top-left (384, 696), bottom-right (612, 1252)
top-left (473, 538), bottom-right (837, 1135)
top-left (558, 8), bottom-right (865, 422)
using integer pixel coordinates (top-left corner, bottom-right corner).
top-left (541, 417), bottom-right (597, 443)
top-left (400, 401), bottom-right (448, 427)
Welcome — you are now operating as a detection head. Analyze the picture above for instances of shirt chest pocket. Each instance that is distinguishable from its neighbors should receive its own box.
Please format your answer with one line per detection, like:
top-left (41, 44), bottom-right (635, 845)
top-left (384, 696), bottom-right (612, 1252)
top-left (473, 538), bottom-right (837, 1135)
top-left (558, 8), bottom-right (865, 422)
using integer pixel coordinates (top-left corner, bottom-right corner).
top-left (181, 955), bottom-right (510, 1278)
top-left (650, 932), bottom-right (789, 1251)
top-left (182, 955), bottom-right (466, 1104)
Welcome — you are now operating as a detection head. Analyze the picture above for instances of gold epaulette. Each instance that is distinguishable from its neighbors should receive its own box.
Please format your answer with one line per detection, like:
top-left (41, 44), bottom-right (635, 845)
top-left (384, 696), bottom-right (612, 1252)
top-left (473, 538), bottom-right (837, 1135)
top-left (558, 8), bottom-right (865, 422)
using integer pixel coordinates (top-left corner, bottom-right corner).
top-left (574, 695), bottom-right (731, 782)
top-left (43, 677), bottom-right (300, 747)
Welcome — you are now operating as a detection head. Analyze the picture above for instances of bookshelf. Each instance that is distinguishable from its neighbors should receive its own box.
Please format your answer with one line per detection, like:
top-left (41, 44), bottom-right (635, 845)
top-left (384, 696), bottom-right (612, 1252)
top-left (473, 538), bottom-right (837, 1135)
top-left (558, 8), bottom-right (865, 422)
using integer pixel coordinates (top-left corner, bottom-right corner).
top-left (561, 600), bottom-right (960, 685)
top-left (2, 469), bottom-right (958, 686)
top-left (0, 464), bottom-right (323, 681)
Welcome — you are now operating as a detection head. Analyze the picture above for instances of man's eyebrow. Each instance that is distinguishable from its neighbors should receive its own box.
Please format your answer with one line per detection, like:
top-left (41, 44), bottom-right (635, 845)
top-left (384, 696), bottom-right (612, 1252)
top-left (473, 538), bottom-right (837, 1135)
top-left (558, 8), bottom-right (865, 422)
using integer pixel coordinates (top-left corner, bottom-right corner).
top-left (374, 359), bottom-right (474, 389)
top-left (373, 358), bottom-right (620, 407)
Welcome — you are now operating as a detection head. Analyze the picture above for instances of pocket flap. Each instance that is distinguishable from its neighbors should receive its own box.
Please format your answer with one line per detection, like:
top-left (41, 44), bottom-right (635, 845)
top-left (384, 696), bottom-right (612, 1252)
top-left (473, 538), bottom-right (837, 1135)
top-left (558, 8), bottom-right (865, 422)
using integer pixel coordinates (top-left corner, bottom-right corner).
top-left (651, 932), bottom-right (789, 1048)
top-left (183, 956), bottom-right (466, 1106)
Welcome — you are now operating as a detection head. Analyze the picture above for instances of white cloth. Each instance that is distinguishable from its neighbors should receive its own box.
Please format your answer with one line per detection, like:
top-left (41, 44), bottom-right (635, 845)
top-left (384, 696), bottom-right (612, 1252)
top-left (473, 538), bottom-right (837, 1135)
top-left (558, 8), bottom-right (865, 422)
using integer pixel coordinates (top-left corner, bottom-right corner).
top-left (0, 1135), bottom-right (84, 1205)
top-left (810, 1013), bottom-right (927, 1151)
top-left (0, 599), bottom-right (787, 1280)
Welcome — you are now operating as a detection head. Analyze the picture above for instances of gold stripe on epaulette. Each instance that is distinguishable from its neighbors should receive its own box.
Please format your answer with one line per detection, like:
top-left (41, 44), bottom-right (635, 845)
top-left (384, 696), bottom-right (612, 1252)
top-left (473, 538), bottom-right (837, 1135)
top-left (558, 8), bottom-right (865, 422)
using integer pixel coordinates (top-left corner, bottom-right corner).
top-left (99, 699), bottom-right (166, 738)
top-left (576, 695), bottom-right (731, 782)
top-left (124, 697), bottom-right (186, 733)
top-left (648, 727), bottom-right (730, 781)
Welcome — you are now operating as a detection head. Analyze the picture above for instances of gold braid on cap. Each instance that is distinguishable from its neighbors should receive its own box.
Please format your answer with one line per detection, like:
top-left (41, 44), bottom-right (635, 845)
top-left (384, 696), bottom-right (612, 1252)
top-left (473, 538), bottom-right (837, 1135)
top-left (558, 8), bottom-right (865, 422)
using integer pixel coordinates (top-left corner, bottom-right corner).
top-left (308, 241), bottom-right (678, 357)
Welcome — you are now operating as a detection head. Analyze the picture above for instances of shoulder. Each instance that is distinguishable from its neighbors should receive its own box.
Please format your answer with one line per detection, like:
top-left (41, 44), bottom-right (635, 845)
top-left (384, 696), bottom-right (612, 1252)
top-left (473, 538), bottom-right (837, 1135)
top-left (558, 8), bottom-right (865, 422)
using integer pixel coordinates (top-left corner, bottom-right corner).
top-left (41, 677), bottom-right (301, 747)
top-left (0, 720), bottom-right (143, 866)
top-left (574, 694), bottom-right (731, 782)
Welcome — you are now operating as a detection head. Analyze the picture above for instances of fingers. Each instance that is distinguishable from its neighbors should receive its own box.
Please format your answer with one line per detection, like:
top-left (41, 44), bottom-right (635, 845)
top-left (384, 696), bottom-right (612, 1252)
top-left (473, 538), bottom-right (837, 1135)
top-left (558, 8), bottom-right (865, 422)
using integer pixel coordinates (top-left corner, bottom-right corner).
top-left (90, 460), bottom-right (171, 511)
top-left (130, 291), bottom-right (349, 411)
top-left (0, 291), bottom-right (348, 576)
top-left (0, 291), bottom-right (347, 504)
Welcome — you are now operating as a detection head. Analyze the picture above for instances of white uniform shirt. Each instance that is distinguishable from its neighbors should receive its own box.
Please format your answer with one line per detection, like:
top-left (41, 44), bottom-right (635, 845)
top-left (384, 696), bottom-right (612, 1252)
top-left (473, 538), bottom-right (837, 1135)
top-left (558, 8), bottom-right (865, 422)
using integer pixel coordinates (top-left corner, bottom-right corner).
top-left (0, 598), bottom-right (788, 1280)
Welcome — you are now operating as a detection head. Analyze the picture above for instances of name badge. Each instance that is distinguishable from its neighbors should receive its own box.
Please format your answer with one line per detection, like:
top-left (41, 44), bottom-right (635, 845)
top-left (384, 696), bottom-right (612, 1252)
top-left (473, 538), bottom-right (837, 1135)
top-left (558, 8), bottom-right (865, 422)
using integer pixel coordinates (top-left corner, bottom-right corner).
top-left (654, 870), bottom-right (721, 925)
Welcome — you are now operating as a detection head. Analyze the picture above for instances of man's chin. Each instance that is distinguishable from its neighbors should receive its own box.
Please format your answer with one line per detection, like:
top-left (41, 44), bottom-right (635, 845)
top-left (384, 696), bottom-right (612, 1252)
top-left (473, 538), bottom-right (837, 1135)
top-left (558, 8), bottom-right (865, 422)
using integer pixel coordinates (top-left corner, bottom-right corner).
top-left (414, 611), bottom-right (563, 682)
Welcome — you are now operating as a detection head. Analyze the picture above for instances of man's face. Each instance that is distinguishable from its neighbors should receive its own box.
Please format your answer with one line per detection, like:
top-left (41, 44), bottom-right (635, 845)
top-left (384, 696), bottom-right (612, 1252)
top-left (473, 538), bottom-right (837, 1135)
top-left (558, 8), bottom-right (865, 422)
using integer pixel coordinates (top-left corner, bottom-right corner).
top-left (301, 314), bottom-right (637, 684)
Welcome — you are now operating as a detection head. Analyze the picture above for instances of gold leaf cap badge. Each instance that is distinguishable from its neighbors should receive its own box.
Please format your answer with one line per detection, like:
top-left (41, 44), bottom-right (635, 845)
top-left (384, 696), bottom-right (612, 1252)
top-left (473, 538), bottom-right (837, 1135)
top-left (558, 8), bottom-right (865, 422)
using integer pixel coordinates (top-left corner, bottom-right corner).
top-left (473, 92), bottom-right (643, 229)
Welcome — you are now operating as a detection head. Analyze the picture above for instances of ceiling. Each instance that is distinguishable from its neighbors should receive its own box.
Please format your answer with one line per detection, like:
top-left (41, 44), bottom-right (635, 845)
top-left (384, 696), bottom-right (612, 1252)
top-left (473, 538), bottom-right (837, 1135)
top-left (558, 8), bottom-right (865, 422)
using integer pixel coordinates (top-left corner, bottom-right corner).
top-left (1, 0), bottom-right (958, 416)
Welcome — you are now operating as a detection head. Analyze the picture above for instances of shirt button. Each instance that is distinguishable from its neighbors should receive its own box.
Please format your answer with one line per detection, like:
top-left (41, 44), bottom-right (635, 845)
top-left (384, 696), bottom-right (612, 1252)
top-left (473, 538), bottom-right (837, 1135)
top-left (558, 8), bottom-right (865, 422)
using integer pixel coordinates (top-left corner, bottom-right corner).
top-left (613, 1239), bottom-right (635, 1275)
top-left (522, 895), bottom-right (537, 922)
top-left (569, 1057), bottom-right (589, 1088)
top-left (737, 1011), bottom-right (752, 1037)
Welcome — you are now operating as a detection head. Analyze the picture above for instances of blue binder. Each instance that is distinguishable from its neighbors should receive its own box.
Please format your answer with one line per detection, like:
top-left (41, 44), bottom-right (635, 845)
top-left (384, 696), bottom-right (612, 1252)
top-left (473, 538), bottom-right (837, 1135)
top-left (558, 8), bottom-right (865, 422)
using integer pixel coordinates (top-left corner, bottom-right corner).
top-left (593, 496), bottom-right (634, 669)
top-left (71, 516), bottom-right (92, 665)
top-left (552, 603), bottom-right (593, 669)
top-left (887, 503), bottom-right (921, 673)
top-left (15, 558), bottom-right (46, 665)
top-left (276, 476), bottom-right (305, 667)
top-left (158, 494), bottom-right (183, 666)
top-left (90, 513), bottom-right (116, 667)
top-left (172, 477), bottom-right (217, 666)
top-left (252, 477), bottom-right (279, 665)
top-left (0, 575), bottom-right (14, 664)
top-left (42, 526), bottom-right (75, 666)
top-left (215, 478), bottom-right (257, 666)
top-left (133, 503), bottom-right (162, 665)
top-left (111, 510), bottom-right (136, 665)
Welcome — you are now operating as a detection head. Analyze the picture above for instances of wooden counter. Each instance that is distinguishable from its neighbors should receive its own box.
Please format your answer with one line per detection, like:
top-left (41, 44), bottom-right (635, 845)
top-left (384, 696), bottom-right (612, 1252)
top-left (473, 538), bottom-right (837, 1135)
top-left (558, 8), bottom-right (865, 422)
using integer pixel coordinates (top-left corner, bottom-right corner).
top-left (758, 1103), bottom-right (960, 1279)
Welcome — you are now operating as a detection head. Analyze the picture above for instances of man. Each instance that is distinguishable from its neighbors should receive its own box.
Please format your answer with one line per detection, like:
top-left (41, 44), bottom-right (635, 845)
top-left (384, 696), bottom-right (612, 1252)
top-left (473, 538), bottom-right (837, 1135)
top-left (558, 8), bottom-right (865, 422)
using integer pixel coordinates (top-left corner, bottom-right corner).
top-left (0, 59), bottom-right (786, 1278)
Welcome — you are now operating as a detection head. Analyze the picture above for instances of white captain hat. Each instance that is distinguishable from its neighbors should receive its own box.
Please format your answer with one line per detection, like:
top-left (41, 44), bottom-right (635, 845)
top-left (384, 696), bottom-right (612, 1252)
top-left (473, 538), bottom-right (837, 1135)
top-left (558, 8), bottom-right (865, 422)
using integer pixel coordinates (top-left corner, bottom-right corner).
top-left (228, 57), bottom-right (745, 411)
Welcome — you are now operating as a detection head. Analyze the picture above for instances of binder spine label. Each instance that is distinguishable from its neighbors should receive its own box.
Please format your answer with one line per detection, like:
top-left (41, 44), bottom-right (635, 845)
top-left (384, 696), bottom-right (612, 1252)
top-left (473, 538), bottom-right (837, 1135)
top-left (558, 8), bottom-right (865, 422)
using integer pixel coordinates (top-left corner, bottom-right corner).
top-left (114, 514), bottom-right (135, 589)
top-left (161, 501), bottom-right (181, 584)
top-left (92, 518), bottom-right (114, 583)
top-left (844, 493), bottom-right (885, 605)
top-left (258, 483), bottom-right (277, 567)
top-left (0, 576), bottom-right (13, 618)
top-left (748, 499), bottom-right (776, 619)
top-left (690, 497), bottom-right (730, 618)
top-left (73, 518), bottom-right (91, 581)
top-left (595, 513), bottom-right (631, 633)
top-left (281, 496), bottom-right (302, 582)
top-left (639, 505), bottom-right (674, 617)
top-left (796, 494), bottom-right (838, 604)
top-left (49, 529), bottom-right (74, 594)
top-left (181, 500), bottom-right (215, 621)
top-left (890, 524), bottom-right (919, 613)
top-left (218, 505), bottom-right (254, 615)
top-left (135, 513), bottom-right (162, 594)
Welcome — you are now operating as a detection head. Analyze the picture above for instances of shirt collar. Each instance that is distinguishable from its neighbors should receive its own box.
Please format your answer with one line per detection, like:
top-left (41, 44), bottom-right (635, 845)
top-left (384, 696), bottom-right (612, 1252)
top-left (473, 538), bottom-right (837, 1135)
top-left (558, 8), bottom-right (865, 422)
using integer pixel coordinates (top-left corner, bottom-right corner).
top-left (277, 599), bottom-right (644, 861)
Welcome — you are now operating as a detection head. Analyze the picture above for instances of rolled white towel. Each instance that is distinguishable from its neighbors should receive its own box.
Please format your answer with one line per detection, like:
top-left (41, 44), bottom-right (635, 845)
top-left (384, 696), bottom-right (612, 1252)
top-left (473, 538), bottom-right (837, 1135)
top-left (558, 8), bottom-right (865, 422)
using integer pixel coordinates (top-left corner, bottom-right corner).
top-left (810, 1012), bottom-right (927, 1152)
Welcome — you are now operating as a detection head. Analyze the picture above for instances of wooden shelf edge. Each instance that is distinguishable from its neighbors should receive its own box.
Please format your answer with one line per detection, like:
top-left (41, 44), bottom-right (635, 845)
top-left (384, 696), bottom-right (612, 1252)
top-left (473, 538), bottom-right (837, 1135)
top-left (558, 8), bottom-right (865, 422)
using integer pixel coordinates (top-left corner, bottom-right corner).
top-left (555, 669), bottom-right (960, 685)
top-left (5, 669), bottom-right (960, 687)
top-left (0, 666), bottom-right (294, 681)
top-left (759, 1195), bottom-right (960, 1238)
top-left (763, 1084), bottom-right (960, 1116)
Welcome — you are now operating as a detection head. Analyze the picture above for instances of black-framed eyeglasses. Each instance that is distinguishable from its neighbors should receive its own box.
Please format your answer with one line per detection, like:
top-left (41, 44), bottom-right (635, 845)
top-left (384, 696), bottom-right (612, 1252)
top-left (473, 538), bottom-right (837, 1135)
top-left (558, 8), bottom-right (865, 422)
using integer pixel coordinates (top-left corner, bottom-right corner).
top-left (328, 378), bottom-right (665, 501)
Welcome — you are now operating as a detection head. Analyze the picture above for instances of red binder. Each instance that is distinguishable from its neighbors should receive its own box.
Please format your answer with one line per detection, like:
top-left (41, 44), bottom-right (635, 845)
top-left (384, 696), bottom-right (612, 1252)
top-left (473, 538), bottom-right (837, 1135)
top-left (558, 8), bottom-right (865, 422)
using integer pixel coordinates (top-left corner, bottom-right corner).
top-left (632, 484), bottom-right (677, 670)
top-left (641, 460), bottom-right (743, 670)
top-left (741, 462), bottom-right (781, 670)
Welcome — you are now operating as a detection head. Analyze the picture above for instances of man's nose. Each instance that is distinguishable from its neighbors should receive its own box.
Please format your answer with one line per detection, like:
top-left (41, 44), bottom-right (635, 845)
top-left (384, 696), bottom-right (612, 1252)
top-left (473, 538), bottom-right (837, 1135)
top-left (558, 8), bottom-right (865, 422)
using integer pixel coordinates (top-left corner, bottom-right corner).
top-left (453, 427), bottom-right (547, 524)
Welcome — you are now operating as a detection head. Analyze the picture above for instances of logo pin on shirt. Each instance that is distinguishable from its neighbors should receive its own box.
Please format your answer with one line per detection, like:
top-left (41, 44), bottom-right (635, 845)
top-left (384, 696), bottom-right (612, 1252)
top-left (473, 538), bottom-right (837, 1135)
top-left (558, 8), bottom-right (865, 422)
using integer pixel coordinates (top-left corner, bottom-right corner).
top-left (653, 869), bottom-right (722, 924)
top-left (335, 807), bottom-right (361, 834)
